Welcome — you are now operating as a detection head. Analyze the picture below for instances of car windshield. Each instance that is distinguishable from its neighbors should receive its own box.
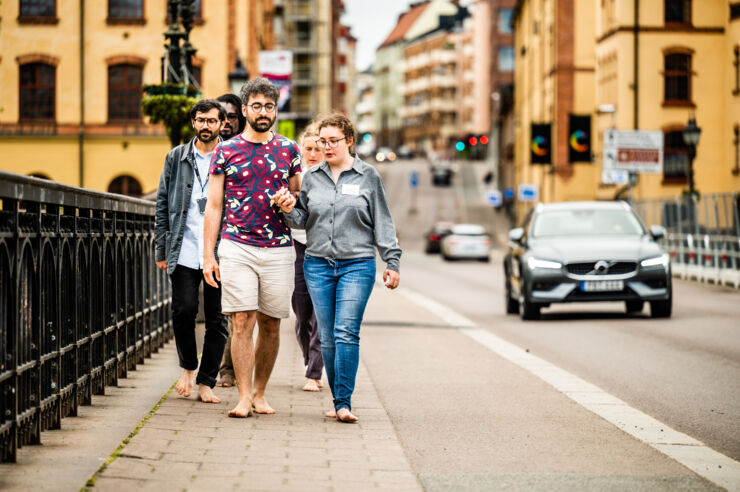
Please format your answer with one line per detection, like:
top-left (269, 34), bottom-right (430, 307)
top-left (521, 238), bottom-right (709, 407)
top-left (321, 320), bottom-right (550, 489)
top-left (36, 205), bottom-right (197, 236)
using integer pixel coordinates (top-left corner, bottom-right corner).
top-left (531, 209), bottom-right (645, 237)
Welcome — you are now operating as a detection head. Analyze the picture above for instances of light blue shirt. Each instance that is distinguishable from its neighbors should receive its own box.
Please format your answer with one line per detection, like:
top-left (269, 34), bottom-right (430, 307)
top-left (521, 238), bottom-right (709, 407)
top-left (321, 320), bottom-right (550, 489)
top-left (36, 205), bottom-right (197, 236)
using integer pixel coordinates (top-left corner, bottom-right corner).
top-left (177, 146), bottom-right (212, 270)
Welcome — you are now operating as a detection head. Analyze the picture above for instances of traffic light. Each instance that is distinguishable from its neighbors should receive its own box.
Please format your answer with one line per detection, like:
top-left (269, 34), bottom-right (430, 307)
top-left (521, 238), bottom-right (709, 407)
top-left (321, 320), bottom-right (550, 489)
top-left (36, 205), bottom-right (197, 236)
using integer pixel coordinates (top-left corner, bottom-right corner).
top-left (456, 141), bottom-right (465, 151)
top-left (480, 135), bottom-right (489, 145)
top-left (469, 137), bottom-right (478, 146)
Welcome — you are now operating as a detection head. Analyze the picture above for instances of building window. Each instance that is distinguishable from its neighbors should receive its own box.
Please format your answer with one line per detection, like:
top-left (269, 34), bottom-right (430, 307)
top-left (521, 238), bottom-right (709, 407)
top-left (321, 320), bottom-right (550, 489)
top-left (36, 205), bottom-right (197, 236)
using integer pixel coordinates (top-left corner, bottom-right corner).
top-left (108, 0), bottom-right (144, 23)
top-left (108, 175), bottom-right (142, 197)
top-left (664, 130), bottom-right (689, 182)
top-left (734, 46), bottom-right (739, 95)
top-left (730, 3), bottom-right (740, 20)
top-left (498, 46), bottom-right (515, 72)
top-left (19, 0), bottom-right (56, 18)
top-left (108, 64), bottom-right (142, 121)
top-left (19, 63), bottom-right (55, 121)
top-left (664, 52), bottom-right (692, 104)
top-left (665, 0), bottom-right (691, 25)
top-left (499, 9), bottom-right (513, 34)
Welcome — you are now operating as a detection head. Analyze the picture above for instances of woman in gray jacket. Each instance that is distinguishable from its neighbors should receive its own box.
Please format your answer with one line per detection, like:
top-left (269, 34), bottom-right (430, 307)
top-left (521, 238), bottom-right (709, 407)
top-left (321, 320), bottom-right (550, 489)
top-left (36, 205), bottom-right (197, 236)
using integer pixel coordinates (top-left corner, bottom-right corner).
top-left (275, 113), bottom-right (401, 422)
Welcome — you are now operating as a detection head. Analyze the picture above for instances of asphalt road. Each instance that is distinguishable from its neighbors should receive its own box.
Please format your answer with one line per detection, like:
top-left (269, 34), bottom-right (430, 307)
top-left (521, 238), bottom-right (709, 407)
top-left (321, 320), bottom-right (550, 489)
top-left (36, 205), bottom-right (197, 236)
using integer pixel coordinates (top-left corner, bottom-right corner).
top-left (360, 158), bottom-right (740, 490)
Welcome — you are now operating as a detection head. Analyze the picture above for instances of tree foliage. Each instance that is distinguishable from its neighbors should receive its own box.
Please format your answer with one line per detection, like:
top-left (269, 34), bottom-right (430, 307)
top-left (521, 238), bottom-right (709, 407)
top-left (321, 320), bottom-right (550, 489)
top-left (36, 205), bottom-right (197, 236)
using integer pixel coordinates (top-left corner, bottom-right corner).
top-left (142, 84), bottom-right (200, 148)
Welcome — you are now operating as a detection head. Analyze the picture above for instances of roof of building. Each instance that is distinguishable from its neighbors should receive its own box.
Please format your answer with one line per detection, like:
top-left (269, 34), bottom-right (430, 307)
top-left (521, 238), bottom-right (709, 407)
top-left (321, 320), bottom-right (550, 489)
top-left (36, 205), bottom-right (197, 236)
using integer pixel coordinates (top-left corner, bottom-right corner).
top-left (378, 1), bottom-right (430, 49)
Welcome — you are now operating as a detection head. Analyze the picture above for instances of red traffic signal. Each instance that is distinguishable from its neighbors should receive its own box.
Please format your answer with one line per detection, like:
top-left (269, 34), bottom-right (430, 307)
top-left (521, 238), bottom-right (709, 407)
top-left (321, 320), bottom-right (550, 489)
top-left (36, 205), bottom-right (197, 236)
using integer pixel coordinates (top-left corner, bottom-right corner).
top-left (480, 135), bottom-right (489, 145)
top-left (469, 137), bottom-right (478, 146)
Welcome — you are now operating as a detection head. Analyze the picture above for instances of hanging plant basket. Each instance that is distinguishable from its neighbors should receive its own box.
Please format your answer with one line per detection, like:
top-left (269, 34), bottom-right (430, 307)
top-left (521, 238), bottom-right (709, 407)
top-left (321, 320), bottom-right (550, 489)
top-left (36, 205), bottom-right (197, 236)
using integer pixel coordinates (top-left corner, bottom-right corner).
top-left (142, 83), bottom-right (201, 147)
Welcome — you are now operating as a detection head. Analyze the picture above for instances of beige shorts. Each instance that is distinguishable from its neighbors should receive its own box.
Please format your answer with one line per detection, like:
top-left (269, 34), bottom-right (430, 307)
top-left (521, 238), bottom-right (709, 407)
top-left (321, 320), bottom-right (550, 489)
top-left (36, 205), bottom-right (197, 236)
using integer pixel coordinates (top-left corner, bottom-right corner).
top-left (217, 239), bottom-right (296, 318)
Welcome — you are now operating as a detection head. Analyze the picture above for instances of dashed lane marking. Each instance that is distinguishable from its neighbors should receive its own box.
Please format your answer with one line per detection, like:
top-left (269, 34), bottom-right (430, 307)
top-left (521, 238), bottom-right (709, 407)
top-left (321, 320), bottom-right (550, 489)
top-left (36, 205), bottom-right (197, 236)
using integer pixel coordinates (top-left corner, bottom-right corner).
top-left (397, 285), bottom-right (740, 491)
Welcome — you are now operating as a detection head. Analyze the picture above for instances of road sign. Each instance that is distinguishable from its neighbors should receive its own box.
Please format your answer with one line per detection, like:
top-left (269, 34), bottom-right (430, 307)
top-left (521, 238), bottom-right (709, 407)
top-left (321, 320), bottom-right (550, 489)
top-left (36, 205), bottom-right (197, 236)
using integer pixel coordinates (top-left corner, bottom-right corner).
top-left (602, 169), bottom-right (629, 185)
top-left (603, 130), bottom-right (664, 174)
top-left (518, 184), bottom-right (539, 202)
top-left (504, 187), bottom-right (515, 201)
top-left (410, 171), bottom-right (419, 188)
top-left (484, 189), bottom-right (503, 208)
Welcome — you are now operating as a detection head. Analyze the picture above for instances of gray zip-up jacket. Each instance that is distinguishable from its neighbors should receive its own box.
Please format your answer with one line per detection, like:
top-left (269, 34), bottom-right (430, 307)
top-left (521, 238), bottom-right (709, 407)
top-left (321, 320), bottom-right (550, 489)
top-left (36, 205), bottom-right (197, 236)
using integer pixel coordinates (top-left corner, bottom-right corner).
top-left (284, 157), bottom-right (402, 272)
top-left (155, 138), bottom-right (221, 275)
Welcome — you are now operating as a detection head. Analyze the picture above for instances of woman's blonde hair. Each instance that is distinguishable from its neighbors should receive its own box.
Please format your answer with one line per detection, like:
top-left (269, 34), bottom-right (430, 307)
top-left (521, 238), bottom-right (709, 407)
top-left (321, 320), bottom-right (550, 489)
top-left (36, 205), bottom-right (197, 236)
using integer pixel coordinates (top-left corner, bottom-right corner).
top-left (297, 118), bottom-right (321, 146)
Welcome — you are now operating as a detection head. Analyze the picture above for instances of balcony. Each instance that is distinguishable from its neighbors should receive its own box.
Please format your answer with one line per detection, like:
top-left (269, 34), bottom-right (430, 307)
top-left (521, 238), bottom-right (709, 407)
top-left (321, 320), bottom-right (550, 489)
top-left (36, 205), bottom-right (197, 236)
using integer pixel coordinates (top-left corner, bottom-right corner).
top-left (430, 97), bottom-right (457, 113)
top-left (432, 49), bottom-right (458, 65)
top-left (440, 123), bottom-right (458, 138)
top-left (285, 0), bottom-right (316, 21)
top-left (284, 32), bottom-right (318, 53)
top-left (430, 74), bottom-right (457, 88)
top-left (356, 99), bottom-right (375, 115)
top-left (402, 78), bottom-right (431, 94)
top-left (293, 65), bottom-right (316, 86)
top-left (405, 53), bottom-right (431, 71)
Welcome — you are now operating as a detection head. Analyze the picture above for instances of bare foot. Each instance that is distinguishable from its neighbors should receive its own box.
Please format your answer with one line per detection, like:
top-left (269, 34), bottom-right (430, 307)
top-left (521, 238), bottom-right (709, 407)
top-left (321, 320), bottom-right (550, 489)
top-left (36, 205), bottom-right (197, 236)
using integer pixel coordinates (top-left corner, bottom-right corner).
top-left (336, 408), bottom-right (358, 423)
top-left (175, 369), bottom-right (196, 398)
top-left (197, 384), bottom-right (222, 404)
top-left (324, 408), bottom-right (337, 418)
top-left (251, 395), bottom-right (276, 414)
top-left (228, 398), bottom-right (252, 418)
top-left (216, 373), bottom-right (236, 387)
top-left (302, 379), bottom-right (320, 392)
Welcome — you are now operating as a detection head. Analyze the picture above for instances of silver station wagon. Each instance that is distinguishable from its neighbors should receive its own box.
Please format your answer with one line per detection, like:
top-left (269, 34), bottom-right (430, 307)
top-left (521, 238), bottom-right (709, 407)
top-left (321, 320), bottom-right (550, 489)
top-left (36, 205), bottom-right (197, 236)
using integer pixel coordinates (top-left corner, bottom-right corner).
top-left (504, 201), bottom-right (672, 320)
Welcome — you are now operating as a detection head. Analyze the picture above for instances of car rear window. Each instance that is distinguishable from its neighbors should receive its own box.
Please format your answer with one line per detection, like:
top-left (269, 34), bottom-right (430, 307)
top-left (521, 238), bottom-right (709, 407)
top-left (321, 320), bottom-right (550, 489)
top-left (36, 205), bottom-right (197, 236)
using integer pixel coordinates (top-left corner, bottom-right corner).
top-left (531, 209), bottom-right (645, 237)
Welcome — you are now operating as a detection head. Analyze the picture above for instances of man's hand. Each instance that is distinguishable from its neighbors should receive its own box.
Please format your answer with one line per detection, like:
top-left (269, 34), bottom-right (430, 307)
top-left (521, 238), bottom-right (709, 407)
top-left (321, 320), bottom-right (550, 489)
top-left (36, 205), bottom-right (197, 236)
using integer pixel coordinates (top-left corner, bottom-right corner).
top-left (156, 260), bottom-right (167, 271)
top-left (383, 269), bottom-right (400, 289)
top-left (203, 255), bottom-right (220, 288)
top-left (273, 187), bottom-right (297, 213)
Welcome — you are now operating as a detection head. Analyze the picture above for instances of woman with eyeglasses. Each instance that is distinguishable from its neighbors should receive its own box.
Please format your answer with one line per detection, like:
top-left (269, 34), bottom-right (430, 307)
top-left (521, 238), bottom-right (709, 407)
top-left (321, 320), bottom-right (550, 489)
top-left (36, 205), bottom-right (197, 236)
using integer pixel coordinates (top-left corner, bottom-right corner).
top-left (274, 113), bottom-right (401, 423)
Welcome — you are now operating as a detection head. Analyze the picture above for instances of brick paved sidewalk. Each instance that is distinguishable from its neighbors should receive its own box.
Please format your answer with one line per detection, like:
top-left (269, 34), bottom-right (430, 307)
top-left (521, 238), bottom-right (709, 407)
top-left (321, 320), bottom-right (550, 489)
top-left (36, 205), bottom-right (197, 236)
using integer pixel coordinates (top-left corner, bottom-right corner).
top-left (91, 320), bottom-right (423, 492)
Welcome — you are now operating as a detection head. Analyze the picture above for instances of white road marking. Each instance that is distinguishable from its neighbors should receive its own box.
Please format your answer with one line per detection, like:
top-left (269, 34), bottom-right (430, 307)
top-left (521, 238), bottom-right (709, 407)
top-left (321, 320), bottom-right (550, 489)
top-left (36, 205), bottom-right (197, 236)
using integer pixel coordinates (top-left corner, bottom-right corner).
top-left (398, 285), bottom-right (740, 491)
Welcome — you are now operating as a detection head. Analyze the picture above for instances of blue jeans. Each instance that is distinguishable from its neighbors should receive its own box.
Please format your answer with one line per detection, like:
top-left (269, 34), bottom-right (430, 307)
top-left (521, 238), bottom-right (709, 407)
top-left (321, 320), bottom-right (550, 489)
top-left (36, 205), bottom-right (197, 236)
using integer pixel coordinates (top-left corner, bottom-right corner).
top-left (303, 255), bottom-right (376, 412)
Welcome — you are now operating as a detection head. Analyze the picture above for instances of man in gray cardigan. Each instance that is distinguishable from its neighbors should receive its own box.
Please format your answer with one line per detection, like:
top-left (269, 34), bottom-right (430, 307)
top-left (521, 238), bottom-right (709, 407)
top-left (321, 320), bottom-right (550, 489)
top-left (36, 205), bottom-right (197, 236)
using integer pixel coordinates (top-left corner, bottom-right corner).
top-left (155, 99), bottom-right (229, 403)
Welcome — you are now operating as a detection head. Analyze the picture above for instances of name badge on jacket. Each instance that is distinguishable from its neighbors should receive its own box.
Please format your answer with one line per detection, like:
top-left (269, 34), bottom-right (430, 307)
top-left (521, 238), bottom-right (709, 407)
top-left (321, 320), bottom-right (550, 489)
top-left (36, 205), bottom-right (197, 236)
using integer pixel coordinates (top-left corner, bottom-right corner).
top-left (342, 184), bottom-right (360, 196)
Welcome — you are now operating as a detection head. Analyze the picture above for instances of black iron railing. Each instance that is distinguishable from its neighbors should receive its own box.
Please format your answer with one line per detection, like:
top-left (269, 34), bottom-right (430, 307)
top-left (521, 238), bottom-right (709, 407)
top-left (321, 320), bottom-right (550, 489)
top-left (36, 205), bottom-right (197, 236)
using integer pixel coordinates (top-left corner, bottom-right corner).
top-left (0, 171), bottom-right (173, 463)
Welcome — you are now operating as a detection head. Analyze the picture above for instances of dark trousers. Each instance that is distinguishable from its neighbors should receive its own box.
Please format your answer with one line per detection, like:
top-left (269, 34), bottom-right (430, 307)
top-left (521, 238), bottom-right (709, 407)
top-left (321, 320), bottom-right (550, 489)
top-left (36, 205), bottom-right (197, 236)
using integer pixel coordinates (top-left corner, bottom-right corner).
top-left (292, 241), bottom-right (323, 380)
top-left (171, 264), bottom-right (229, 387)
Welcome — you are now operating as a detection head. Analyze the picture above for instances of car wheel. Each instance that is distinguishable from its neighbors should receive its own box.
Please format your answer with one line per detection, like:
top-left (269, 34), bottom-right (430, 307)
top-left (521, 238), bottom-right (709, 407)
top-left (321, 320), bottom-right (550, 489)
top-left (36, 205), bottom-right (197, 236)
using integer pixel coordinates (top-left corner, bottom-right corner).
top-left (519, 292), bottom-right (541, 320)
top-left (625, 300), bottom-right (644, 313)
top-left (478, 256), bottom-right (490, 263)
top-left (505, 280), bottom-right (519, 314)
top-left (650, 297), bottom-right (672, 318)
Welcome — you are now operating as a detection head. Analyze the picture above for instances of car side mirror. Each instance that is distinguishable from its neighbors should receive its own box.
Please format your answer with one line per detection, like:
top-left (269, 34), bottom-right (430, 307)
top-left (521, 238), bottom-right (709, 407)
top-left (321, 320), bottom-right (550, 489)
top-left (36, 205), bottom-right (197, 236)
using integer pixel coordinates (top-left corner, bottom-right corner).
top-left (509, 227), bottom-right (524, 243)
top-left (649, 225), bottom-right (666, 240)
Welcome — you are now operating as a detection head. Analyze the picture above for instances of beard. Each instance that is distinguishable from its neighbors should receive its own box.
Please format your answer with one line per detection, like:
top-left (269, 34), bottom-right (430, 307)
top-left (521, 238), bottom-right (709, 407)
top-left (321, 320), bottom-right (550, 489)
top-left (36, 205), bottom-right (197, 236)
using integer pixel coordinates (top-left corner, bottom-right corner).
top-left (197, 128), bottom-right (218, 143)
top-left (220, 123), bottom-right (235, 140)
top-left (247, 114), bottom-right (275, 133)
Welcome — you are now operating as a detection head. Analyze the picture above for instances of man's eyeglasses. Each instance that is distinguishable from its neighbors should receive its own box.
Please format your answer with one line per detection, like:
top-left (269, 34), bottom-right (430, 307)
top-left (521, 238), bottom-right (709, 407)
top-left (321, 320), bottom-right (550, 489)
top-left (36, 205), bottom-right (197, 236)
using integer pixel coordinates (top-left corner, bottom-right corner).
top-left (194, 117), bottom-right (220, 127)
top-left (248, 103), bottom-right (276, 113)
top-left (225, 112), bottom-right (239, 121)
top-left (317, 138), bottom-right (346, 148)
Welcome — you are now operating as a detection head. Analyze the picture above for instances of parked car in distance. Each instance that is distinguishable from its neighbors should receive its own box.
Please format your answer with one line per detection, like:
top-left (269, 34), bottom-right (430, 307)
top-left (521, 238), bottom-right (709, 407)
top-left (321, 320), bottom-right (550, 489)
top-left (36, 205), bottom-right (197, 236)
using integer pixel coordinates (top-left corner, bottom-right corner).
top-left (356, 142), bottom-right (375, 160)
top-left (441, 224), bottom-right (491, 262)
top-left (424, 221), bottom-right (455, 254)
top-left (375, 147), bottom-right (397, 163)
top-left (504, 201), bottom-right (672, 320)
top-left (397, 145), bottom-right (414, 159)
top-left (431, 162), bottom-right (454, 186)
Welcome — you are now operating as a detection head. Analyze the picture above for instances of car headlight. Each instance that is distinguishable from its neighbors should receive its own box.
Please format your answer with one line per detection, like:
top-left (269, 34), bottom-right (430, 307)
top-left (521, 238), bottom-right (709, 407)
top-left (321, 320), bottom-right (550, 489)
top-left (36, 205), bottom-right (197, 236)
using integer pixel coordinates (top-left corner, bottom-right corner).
top-left (527, 257), bottom-right (562, 270)
top-left (640, 254), bottom-right (669, 268)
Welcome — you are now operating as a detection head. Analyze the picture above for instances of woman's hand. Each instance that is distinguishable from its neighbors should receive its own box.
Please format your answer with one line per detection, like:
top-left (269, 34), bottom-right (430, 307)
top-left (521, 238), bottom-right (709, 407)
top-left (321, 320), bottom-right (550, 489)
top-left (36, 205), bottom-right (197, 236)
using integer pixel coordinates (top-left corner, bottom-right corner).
top-left (273, 188), bottom-right (296, 213)
top-left (383, 269), bottom-right (400, 289)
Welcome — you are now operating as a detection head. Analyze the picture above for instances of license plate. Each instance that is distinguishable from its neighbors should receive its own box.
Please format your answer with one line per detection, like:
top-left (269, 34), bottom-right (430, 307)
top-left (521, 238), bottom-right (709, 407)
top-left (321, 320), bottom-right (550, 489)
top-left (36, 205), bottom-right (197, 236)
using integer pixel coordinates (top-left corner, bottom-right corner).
top-left (580, 280), bottom-right (624, 292)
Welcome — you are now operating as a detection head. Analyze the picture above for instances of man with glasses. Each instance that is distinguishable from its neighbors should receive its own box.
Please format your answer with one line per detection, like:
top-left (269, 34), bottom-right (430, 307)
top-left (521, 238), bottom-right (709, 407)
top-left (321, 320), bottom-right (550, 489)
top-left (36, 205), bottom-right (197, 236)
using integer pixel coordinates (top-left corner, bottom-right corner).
top-left (155, 99), bottom-right (229, 404)
top-left (216, 93), bottom-right (246, 141)
top-left (203, 78), bottom-right (302, 418)
top-left (214, 93), bottom-right (247, 388)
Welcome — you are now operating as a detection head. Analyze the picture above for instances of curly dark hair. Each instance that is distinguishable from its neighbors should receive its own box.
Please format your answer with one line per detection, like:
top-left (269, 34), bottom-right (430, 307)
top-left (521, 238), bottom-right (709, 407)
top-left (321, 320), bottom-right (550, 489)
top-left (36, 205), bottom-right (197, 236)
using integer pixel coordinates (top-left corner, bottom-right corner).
top-left (189, 98), bottom-right (226, 121)
top-left (217, 93), bottom-right (246, 134)
top-left (239, 77), bottom-right (279, 106)
top-left (318, 113), bottom-right (357, 153)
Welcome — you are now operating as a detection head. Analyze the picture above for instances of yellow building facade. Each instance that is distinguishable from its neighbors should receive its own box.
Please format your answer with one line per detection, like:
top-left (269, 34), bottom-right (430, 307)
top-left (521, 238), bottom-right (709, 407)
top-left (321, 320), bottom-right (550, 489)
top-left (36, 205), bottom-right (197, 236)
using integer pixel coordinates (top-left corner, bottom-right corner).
top-left (0, 0), bottom-right (340, 195)
top-left (513, 0), bottom-right (740, 218)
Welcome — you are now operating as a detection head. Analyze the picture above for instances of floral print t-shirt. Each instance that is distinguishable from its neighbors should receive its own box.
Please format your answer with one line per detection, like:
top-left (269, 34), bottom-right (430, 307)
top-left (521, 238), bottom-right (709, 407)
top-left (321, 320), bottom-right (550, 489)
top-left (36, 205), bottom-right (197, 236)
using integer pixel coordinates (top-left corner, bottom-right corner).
top-left (209, 133), bottom-right (302, 248)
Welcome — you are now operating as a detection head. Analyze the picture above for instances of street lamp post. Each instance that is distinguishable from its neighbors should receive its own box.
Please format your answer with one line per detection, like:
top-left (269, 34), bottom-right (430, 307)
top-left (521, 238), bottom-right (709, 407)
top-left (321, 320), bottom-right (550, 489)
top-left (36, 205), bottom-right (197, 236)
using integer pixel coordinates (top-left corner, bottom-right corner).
top-left (228, 56), bottom-right (249, 95)
top-left (682, 114), bottom-right (702, 196)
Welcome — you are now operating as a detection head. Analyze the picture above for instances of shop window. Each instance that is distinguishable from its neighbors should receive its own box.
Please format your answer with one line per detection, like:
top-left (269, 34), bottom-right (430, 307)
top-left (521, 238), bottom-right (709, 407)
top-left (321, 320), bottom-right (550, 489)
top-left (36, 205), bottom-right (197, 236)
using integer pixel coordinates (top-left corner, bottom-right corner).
top-left (108, 0), bottom-right (144, 24)
top-left (19, 63), bottom-right (55, 121)
top-left (108, 64), bottom-right (143, 121)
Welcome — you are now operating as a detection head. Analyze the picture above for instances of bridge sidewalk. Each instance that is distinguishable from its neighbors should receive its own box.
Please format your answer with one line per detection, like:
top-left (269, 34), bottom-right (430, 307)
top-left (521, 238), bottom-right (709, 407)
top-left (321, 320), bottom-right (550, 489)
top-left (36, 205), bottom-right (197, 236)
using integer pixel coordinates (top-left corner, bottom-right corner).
top-left (88, 318), bottom-right (421, 492)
